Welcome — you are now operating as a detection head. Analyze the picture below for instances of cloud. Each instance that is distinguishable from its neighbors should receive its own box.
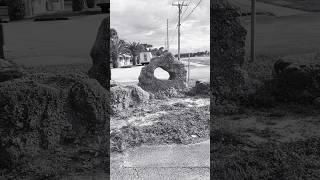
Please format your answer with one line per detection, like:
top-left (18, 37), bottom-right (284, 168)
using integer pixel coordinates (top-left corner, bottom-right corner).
top-left (110, 0), bottom-right (210, 54)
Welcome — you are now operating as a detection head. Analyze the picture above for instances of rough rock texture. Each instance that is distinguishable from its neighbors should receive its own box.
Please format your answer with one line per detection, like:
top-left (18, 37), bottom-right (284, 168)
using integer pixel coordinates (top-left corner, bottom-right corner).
top-left (188, 81), bottom-right (210, 96)
top-left (271, 58), bottom-right (320, 103)
top-left (0, 59), bottom-right (23, 82)
top-left (0, 74), bottom-right (110, 174)
top-left (88, 17), bottom-right (110, 90)
top-left (211, 2), bottom-right (247, 111)
top-left (110, 85), bottom-right (150, 113)
top-left (314, 97), bottom-right (320, 107)
top-left (138, 53), bottom-right (187, 93)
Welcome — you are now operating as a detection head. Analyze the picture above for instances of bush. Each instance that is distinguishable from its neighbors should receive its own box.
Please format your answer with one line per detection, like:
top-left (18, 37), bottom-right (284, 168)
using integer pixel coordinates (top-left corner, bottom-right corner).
top-left (8, 0), bottom-right (25, 20)
top-left (86, 0), bottom-right (95, 8)
top-left (72, 0), bottom-right (84, 11)
top-left (0, 0), bottom-right (7, 6)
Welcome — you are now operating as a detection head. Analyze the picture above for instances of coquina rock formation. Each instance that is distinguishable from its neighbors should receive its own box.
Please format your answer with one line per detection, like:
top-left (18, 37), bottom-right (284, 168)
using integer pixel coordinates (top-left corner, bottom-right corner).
top-left (111, 85), bottom-right (150, 113)
top-left (0, 74), bottom-right (110, 172)
top-left (0, 17), bottom-right (112, 178)
top-left (138, 53), bottom-right (187, 93)
top-left (211, 1), bottom-right (248, 105)
top-left (88, 16), bottom-right (110, 90)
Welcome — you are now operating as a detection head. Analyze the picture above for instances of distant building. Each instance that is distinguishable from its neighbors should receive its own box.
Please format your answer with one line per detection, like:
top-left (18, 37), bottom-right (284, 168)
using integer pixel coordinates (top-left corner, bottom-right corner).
top-left (118, 54), bottom-right (132, 67)
top-left (139, 52), bottom-right (152, 65)
top-left (24, 0), bottom-right (65, 17)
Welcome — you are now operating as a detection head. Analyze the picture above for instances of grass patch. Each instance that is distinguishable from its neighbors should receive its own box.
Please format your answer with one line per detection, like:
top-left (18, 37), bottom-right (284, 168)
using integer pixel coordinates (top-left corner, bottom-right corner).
top-left (212, 129), bottom-right (320, 179)
top-left (111, 106), bottom-right (209, 152)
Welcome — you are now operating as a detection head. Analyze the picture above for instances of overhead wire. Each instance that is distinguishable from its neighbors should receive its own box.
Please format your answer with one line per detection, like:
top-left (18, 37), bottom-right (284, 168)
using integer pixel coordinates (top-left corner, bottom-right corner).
top-left (182, 0), bottom-right (202, 23)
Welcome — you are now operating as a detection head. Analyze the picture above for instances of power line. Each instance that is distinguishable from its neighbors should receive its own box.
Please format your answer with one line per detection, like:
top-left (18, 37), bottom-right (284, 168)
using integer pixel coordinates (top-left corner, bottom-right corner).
top-left (181, 0), bottom-right (192, 19)
top-left (182, 0), bottom-right (202, 22)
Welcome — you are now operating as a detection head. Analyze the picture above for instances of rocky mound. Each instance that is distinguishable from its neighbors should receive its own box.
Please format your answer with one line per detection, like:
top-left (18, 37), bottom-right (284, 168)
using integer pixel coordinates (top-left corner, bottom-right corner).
top-left (272, 57), bottom-right (320, 104)
top-left (88, 17), bottom-right (110, 90)
top-left (138, 53), bottom-right (187, 93)
top-left (188, 81), bottom-right (210, 96)
top-left (0, 74), bottom-right (110, 178)
top-left (211, 2), bottom-right (247, 102)
top-left (211, 2), bottom-right (248, 114)
top-left (110, 84), bottom-right (150, 113)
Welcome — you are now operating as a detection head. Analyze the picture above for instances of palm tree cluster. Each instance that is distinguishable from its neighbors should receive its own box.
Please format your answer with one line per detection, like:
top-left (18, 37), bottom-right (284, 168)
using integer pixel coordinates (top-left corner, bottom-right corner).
top-left (110, 29), bottom-right (150, 68)
top-left (110, 28), bottom-right (170, 68)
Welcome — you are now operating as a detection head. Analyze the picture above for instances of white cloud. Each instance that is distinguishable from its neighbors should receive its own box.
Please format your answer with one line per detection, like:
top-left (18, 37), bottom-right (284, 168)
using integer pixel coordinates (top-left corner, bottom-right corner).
top-left (110, 0), bottom-right (210, 54)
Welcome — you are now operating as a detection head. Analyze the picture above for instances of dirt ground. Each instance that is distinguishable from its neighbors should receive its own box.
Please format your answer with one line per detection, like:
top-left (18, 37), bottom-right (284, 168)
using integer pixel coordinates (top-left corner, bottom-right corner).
top-left (215, 105), bottom-right (320, 144)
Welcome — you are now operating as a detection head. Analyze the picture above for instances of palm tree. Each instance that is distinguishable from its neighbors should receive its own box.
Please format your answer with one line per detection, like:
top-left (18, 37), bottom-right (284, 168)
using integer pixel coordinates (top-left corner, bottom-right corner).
top-left (110, 39), bottom-right (128, 68)
top-left (126, 42), bottom-right (144, 65)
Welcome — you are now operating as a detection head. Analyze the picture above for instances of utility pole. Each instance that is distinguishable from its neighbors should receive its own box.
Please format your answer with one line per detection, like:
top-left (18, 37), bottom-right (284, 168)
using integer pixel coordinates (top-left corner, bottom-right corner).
top-left (167, 19), bottom-right (169, 51)
top-left (188, 53), bottom-right (190, 83)
top-left (251, 0), bottom-right (256, 62)
top-left (172, 2), bottom-right (187, 60)
top-left (0, 19), bottom-right (4, 59)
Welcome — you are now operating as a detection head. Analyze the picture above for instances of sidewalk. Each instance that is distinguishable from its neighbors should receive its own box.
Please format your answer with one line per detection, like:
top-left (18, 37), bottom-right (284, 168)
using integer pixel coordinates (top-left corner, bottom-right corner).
top-left (111, 140), bottom-right (210, 180)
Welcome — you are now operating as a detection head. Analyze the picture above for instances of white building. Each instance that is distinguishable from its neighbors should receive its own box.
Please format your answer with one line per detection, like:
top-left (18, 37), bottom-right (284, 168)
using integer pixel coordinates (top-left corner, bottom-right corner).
top-left (118, 54), bottom-right (132, 67)
top-left (139, 52), bottom-right (152, 65)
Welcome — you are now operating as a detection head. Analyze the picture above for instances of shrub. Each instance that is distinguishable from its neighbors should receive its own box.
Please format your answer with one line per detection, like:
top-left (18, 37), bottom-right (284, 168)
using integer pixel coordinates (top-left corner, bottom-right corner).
top-left (72, 0), bottom-right (84, 11)
top-left (8, 0), bottom-right (25, 21)
top-left (86, 0), bottom-right (95, 8)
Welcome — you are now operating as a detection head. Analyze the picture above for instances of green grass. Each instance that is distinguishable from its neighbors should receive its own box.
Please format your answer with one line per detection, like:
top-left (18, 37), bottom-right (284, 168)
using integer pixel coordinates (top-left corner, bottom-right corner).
top-left (258, 0), bottom-right (320, 12)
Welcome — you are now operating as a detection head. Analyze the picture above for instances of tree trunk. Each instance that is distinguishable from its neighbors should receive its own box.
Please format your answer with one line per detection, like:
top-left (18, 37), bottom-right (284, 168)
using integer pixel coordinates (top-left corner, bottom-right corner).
top-left (112, 55), bottom-right (119, 68)
top-left (132, 55), bottom-right (137, 66)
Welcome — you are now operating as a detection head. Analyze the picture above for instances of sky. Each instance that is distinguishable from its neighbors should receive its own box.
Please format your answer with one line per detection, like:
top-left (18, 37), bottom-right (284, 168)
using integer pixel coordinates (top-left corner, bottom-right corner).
top-left (110, 0), bottom-right (210, 54)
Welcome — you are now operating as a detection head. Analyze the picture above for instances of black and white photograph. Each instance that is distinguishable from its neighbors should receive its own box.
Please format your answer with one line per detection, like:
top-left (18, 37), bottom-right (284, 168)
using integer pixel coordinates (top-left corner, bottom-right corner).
top-left (212, 0), bottom-right (320, 179)
top-left (110, 0), bottom-right (210, 179)
top-left (1, 0), bottom-right (320, 179)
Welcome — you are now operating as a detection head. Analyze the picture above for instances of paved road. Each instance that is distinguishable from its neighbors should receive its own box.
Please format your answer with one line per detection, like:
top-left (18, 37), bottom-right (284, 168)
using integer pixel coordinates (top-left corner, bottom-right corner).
top-left (111, 61), bottom-right (209, 83)
top-left (227, 0), bottom-right (320, 57)
top-left (243, 13), bottom-right (320, 56)
top-left (3, 15), bottom-right (106, 61)
top-left (229, 0), bottom-right (308, 17)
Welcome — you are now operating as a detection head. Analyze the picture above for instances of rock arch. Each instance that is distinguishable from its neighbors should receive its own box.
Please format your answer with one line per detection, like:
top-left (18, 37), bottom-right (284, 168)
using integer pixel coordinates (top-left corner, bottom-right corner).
top-left (138, 53), bottom-right (187, 93)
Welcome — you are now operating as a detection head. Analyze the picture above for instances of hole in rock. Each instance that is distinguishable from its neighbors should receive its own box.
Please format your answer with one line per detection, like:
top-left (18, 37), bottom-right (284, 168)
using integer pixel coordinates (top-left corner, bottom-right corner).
top-left (154, 67), bottom-right (170, 80)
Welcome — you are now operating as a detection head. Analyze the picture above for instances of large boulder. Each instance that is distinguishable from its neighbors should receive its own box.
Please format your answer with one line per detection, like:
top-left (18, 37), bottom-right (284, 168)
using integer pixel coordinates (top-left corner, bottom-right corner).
top-left (188, 81), bottom-right (210, 96)
top-left (110, 85), bottom-right (150, 113)
top-left (0, 59), bottom-right (23, 82)
top-left (88, 17), bottom-right (110, 90)
top-left (0, 74), bottom-right (109, 172)
top-left (211, 2), bottom-right (247, 105)
top-left (271, 56), bottom-right (320, 103)
top-left (138, 53), bottom-right (187, 93)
